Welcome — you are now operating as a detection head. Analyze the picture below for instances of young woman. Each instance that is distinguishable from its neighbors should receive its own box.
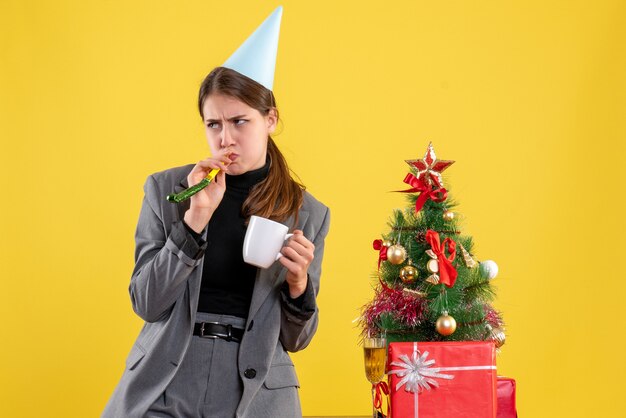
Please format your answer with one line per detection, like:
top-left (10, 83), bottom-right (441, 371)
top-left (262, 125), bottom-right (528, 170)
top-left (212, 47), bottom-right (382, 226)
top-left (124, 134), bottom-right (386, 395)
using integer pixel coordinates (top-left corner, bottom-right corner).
top-left (102, 66), bottom-right (330, 418)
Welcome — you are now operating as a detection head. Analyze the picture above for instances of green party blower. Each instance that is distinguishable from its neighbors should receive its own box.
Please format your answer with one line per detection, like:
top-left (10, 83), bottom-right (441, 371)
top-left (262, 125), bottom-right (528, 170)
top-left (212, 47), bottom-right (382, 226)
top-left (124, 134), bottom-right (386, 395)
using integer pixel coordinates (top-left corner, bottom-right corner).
top-left (166, 168), bottom-right (220, 203)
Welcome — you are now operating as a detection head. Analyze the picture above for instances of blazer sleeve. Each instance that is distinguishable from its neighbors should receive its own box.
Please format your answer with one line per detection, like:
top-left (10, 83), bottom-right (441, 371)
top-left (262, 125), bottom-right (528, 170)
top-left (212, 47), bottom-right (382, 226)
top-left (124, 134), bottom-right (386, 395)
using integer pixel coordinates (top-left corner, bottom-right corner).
top-left (128, 174), bottom-right (207, 322)
top-left (279, 205), bottom-right (331, 352)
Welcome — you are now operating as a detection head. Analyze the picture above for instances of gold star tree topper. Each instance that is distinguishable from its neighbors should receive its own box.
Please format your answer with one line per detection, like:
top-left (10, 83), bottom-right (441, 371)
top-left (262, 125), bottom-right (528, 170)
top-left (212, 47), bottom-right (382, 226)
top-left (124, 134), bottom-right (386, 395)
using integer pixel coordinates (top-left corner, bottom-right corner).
top-left (405, 142), bottom-right (455, 188)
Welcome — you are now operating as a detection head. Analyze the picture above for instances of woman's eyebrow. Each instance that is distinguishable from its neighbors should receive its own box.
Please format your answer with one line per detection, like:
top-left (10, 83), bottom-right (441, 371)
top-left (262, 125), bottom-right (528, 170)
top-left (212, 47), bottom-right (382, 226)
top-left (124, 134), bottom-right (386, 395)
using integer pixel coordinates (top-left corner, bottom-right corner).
top-left (205, 114), bottom-right (248, 123)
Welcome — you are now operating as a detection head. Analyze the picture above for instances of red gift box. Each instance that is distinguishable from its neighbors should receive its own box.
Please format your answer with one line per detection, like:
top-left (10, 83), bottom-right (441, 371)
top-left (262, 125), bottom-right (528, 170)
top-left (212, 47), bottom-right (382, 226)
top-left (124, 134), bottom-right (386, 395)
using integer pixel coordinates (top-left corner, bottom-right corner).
top-left (388, 341), bottom-right (497, 418)
top-left (497, 377), bottom-right (517, 418)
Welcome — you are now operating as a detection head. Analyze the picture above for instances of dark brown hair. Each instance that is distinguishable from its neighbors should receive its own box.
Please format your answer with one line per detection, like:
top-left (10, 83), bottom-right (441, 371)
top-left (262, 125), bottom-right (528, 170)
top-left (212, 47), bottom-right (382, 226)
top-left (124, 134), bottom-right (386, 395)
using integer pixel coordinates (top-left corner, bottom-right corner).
top-left (198, 67), bottom-right (304, 224)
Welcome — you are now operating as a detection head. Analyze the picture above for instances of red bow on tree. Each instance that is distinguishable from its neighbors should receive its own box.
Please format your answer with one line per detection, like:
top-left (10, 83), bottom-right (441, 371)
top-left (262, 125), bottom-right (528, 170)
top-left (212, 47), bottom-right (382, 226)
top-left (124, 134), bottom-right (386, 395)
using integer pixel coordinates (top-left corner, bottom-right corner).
top-left (425, 230), bottom-right (458, 287)
top-left (372, 239), bottom-right (389, 270)
top-left (399, 173), bottom-right (448, 213)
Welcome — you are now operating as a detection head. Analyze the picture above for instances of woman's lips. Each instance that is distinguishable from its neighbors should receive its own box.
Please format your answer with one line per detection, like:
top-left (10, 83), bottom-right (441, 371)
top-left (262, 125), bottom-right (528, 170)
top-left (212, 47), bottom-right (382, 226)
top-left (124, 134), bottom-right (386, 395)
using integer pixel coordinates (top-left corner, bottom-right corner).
top-left (228, 154), bottom-right (239, 162)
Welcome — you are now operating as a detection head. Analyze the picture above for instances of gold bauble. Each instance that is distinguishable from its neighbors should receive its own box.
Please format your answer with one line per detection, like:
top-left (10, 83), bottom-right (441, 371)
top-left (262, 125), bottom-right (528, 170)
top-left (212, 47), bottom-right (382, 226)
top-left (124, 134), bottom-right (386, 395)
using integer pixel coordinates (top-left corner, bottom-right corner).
top-left (399, 264), bottom-right (418, 283)
top-left (435, 312), bottom-right (457, 336)
top-left (386, 244), bottom-right (407, 265)
top-left (490, 326), bottom-right (506, 348)
top-left (426, 259), bottom-right (439, 273)
top-left (382, 240), bottom-right (393, 248)
top-left (443, 210), bottom-right (455, 221)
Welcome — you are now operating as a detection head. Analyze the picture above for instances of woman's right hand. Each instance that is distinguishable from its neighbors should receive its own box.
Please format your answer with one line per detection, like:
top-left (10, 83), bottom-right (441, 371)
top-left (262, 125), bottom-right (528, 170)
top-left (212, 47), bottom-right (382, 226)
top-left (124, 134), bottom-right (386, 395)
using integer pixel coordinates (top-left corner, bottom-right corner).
top-left (183, 149), bottom-right (232, 233)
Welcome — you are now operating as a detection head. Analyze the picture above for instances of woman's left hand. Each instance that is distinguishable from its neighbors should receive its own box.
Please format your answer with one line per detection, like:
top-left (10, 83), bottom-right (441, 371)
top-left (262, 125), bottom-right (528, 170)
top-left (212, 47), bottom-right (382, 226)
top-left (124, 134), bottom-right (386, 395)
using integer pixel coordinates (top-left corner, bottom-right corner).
top-left (279, 230), bottom-right (315, 298)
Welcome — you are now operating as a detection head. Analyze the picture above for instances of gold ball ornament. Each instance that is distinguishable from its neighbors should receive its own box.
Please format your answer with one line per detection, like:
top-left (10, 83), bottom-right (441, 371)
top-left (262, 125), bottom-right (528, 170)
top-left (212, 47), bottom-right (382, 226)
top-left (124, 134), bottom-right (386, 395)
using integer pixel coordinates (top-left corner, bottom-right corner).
top-left (435, 312), bottom-right (457, 336)
top-left (489, 326), bottom-right (506, 348)
top-left (399, 264), bottom-right (418, 283)
top-left (387, 244), bottom-right (407, 265)
top-left (382, 240), bottom-right (393, 248)
top-left (443, 210), bottom-right (455, 221)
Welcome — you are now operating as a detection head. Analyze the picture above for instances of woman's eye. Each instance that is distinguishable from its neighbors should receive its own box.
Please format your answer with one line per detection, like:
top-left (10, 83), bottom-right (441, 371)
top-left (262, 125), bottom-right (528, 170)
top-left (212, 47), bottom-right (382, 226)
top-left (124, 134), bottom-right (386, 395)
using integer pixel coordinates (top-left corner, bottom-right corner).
top-left (207, 122), bottom-right (219, 129)
top-left (234, 119), bottom-right (247, 126)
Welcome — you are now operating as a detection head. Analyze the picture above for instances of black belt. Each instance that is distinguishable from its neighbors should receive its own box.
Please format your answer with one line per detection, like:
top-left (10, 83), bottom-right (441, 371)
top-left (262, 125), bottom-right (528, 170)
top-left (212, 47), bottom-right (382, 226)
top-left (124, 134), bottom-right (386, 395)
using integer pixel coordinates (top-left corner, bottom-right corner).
top-left (193, 322), bottom-right (244, 343)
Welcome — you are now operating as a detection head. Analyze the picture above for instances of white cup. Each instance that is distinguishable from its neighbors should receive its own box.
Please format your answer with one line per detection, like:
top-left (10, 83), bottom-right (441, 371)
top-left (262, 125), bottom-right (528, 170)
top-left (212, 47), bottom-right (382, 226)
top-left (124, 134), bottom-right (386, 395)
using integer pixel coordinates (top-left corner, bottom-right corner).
top-left (243, 215), bottom-right (293, 269)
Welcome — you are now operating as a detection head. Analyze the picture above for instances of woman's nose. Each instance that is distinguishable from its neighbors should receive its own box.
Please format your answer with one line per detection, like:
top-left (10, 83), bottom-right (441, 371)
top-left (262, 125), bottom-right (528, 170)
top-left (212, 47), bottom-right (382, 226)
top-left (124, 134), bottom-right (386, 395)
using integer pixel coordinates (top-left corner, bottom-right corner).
top-left (220, 126), bottom-right (235, 147)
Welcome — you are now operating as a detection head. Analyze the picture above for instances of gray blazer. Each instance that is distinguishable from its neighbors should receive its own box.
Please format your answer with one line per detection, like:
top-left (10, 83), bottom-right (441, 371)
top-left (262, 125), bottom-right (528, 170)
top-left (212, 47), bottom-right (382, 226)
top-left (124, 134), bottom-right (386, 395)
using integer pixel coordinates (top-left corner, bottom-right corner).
top-left (102, 164), bottom-right (331, 418)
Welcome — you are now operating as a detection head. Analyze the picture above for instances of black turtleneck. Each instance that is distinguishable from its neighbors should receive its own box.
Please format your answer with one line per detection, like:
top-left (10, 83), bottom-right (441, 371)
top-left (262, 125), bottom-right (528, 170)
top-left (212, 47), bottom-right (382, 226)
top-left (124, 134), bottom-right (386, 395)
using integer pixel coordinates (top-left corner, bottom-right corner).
top-left (192, 159), bottom-right (270, 317)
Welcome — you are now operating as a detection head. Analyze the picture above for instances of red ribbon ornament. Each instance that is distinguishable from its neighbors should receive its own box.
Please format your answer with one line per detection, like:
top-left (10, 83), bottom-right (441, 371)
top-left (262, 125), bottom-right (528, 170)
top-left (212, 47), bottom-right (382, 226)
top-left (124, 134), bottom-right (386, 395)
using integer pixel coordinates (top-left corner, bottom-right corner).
top-left (425, 230), bottom-right (458, 287)
top-left (373, 381), bottom-right (390, 417)
top-left (373, 239), bottom-right (389, 270)
top-left (373, 240), bottom-right (394, 291)
top-left (399, 173), bottom-right (448, 213)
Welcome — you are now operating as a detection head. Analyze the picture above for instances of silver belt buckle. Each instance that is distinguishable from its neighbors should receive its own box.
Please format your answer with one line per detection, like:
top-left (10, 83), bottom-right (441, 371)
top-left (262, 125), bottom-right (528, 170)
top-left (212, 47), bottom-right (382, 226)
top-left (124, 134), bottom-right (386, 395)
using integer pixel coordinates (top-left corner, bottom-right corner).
top-left (200, 322), bottom-right (220, 339)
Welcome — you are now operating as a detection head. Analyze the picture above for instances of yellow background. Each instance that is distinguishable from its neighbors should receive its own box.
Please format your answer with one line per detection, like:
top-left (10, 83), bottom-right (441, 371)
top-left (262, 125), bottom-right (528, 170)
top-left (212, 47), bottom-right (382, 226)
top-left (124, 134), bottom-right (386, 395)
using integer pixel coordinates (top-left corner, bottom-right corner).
top-left (1, 1), bottom-right (625, 416)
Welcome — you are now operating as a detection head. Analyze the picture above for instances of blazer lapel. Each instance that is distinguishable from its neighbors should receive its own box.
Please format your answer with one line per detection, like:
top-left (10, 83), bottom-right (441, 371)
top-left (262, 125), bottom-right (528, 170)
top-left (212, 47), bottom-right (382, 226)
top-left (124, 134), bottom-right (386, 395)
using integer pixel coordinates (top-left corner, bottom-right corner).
top-left (246, 209), bottom-right (309, 321)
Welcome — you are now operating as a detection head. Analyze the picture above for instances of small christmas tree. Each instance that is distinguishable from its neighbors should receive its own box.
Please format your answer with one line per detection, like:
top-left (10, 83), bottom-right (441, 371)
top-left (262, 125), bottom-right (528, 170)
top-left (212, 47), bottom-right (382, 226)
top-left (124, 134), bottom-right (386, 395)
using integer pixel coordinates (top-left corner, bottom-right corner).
top-left (360, 143), bottom-right (505, 348)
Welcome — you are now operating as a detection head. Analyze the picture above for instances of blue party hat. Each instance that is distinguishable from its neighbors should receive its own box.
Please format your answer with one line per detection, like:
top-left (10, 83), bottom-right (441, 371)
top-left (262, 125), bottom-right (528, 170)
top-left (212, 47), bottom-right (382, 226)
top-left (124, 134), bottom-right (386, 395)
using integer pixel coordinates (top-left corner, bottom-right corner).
top-left (222, 6), bottom-right (283, 91)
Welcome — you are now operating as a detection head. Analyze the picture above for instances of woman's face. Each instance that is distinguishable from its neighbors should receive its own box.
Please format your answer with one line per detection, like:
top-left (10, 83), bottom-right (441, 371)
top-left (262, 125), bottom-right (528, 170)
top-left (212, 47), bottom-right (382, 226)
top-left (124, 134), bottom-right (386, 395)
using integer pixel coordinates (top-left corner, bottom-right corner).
top-left (202, 93), bottom-right (277, 175)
